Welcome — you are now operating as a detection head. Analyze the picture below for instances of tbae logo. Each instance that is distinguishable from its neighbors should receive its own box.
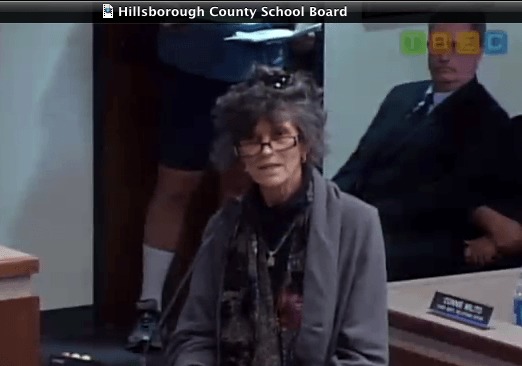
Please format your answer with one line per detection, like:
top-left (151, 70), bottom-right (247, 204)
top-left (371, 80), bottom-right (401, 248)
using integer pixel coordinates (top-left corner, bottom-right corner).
top-left (485, 30), bottom-right (508, 55)
top-left (400, 30), bottom-right (427, 55)
top-left (400, 29), bottom-right (508, 56)
top-left (103, 4), bottom-right (114, 18)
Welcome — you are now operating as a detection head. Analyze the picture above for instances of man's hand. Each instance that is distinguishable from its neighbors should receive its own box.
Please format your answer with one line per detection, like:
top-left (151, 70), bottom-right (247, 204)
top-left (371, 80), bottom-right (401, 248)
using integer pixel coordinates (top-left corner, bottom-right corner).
top-left (490, 218), bottom-right (522, 255)
top-left (471, 206), bottom-right (522, 254)
top-left (464, 236), bottom-right (499, 267)
top-left (492, 219), bottom-right (522, 254)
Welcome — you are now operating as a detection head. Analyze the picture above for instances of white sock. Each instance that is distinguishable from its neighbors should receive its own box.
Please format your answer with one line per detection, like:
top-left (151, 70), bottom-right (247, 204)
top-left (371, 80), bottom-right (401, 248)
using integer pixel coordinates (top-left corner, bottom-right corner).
top-left (140, 244), bottom-right (175, 311)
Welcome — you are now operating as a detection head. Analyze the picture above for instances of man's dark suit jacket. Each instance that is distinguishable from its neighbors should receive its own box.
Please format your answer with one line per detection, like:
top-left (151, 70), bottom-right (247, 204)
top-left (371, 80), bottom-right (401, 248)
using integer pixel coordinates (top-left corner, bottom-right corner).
top-left (464, 115), bottom-right (522, 272)
top-left (333, 78), bottom-right (512, 281)
top-left (491, 115), bottom-right (522, 223)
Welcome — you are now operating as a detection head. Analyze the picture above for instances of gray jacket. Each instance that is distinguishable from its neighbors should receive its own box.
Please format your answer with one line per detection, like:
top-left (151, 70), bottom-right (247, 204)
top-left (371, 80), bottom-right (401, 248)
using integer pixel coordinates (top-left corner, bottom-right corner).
top-left (167, 169), bottom-right (389, 366)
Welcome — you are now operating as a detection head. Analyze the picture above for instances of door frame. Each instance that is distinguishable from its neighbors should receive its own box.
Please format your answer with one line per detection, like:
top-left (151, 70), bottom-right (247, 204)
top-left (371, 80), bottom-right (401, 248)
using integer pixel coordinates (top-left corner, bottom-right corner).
top-left (92, 24), bottom-right (162, 327)
top-left (92, 23), bottom-right (106, 326)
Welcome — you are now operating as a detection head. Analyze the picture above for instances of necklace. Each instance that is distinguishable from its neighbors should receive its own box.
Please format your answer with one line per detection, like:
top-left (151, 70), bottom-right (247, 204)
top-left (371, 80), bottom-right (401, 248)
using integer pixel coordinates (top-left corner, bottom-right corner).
top-left (267, 241), bottom-right (287, 267)
top-left (266, 222), bottom-right (297, 267)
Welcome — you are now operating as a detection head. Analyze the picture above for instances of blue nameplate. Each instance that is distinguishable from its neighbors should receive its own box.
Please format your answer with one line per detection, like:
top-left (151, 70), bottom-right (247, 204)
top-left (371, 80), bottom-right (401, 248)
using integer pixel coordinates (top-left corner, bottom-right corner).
top-left (428, 291), bottom-right (494, 329)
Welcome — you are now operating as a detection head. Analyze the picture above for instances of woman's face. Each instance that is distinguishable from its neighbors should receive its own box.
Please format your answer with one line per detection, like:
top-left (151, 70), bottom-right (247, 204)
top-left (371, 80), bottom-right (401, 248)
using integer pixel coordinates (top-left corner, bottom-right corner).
top-left (237, 119), bottom-right (306, 189)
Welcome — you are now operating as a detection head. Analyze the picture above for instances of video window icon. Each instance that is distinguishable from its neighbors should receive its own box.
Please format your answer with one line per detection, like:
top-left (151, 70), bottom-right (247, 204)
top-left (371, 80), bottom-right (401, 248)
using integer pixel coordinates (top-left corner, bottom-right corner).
top-left (103, 4), bottom-right (114, 19)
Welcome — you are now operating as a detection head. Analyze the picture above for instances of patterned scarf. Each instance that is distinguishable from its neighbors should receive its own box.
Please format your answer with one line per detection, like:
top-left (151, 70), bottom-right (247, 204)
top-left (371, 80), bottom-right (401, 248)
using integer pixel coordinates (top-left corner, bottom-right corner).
top-left (219, 178), bottom-right (313, 366)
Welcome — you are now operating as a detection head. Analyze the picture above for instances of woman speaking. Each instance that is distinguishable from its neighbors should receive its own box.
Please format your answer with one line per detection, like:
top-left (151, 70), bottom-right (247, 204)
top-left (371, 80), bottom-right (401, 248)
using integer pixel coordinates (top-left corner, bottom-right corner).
top-left (165, 65), bottom-right (389, 366)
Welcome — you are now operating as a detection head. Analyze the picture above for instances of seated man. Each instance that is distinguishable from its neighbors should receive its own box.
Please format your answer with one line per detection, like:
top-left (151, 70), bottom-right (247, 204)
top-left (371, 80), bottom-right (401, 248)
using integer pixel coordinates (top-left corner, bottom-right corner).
top-left (332, 14), bottom-right (513, 281)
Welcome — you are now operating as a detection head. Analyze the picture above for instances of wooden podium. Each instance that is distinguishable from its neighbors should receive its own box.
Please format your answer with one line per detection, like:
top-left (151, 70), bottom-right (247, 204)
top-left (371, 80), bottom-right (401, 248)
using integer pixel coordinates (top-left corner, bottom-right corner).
top-left (0, 245), bottom-right (40, 366)
top-left (388, 269), bottom-right (522, 366)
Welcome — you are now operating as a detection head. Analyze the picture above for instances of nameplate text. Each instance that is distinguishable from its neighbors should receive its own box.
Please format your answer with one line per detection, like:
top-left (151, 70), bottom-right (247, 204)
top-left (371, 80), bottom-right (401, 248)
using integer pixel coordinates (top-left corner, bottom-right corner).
top-left (428, 291), bottom-right (493, 329)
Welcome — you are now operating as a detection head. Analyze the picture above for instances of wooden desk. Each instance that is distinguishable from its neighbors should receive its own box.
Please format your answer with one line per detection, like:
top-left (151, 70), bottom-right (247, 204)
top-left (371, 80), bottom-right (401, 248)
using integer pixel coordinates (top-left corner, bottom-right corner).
top-left (0, 245), bottom-right (40, 366)
top-left (388, 269), bottom-right (522, 366)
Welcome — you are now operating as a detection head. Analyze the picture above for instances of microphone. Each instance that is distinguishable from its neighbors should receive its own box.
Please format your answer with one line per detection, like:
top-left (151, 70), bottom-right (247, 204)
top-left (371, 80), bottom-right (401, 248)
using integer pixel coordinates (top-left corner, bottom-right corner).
top-left (139, 203), bottom-right (241, 366)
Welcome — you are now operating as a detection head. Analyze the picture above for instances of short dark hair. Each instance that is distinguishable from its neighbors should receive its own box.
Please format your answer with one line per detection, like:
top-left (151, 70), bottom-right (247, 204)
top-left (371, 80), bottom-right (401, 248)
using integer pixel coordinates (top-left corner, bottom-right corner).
top-left (210, 65), bottom-right (327, 171)
top-left (428, 12), bottom-right (487, 45)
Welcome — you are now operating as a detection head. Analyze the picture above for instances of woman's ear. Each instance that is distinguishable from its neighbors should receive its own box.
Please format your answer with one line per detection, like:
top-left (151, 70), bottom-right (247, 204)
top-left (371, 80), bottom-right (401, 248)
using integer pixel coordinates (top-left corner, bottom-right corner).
top-left (299, 143), bottom-right (310, 164)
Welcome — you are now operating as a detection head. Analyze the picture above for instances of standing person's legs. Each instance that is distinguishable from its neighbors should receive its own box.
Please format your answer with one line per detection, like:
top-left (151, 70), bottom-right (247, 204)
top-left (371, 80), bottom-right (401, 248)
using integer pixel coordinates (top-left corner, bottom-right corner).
top-left (126, 65), bottom-right (232, 351)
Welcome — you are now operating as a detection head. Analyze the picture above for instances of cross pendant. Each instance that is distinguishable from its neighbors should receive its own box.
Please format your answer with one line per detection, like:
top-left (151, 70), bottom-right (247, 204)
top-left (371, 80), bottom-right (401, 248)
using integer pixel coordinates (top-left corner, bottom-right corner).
top-left (267, 254), bottom-right (275, 267)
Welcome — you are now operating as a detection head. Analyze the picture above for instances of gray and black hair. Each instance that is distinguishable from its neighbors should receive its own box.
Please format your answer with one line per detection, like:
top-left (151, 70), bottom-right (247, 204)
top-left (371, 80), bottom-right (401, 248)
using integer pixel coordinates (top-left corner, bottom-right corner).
top-left (210, 65), bottom-right (327, 171)
top-left (428, 12), bottom-right (487, 46)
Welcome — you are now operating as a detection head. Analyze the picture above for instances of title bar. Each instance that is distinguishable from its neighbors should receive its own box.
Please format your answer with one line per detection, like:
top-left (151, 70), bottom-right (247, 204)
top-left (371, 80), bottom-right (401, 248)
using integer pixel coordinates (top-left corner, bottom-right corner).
top-left (0, 1), bottom-right (520, 23)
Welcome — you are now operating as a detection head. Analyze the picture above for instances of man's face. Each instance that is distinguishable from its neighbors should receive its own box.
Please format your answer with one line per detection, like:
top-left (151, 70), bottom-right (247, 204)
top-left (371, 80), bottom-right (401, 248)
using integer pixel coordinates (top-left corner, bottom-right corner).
top-left (428, 23), bottom-right (483, 92)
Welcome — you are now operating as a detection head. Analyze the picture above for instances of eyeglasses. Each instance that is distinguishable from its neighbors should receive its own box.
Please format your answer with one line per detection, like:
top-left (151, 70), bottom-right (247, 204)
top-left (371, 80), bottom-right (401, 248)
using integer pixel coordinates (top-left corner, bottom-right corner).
top-left (235, 136), bottom-right (299, 158)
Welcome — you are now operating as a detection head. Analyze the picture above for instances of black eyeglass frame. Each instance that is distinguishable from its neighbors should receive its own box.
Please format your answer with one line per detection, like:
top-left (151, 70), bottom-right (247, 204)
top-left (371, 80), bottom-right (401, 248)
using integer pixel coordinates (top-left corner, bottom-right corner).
top-left (234, 135), bottom-right (299, 158)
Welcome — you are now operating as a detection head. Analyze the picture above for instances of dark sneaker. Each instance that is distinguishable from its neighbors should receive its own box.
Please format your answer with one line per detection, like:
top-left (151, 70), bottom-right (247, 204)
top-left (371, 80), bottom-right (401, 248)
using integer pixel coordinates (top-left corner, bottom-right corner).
top-left (126, 299), bottom-right (163, 352)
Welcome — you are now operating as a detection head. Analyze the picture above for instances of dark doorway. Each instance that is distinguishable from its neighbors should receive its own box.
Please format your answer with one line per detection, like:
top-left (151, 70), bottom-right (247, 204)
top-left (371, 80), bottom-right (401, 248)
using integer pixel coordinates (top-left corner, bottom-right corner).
top-left (93, 23), bottom-right (161, 327)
